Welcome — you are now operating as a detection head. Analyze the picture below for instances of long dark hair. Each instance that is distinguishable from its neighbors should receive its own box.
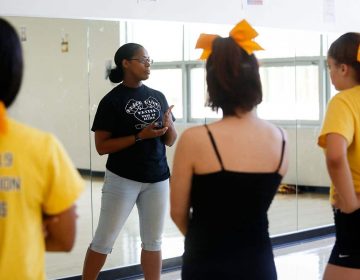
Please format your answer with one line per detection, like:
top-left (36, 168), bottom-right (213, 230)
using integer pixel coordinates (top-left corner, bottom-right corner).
top-left (109, 43), bottom-right (143, 83)
top-left (0, 18), bottom-right (23, 108)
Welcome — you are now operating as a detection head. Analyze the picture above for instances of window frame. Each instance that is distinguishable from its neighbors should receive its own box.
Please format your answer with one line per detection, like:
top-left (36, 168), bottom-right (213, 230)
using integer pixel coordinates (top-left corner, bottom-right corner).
top-left (122, 20), bottom-right (331, 127)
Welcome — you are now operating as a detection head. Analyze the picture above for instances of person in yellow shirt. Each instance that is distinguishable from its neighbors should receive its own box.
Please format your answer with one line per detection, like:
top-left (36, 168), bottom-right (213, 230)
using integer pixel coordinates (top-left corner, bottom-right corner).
top-left (318, 32), bottom-right (360, 280)
top-left (0, 18), bottom-right (85, 280)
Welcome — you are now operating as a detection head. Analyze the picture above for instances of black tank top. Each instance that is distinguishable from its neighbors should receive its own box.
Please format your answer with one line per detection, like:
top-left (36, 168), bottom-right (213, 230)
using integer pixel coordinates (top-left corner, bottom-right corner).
top-left (183, 124), bottom-right (285, 265)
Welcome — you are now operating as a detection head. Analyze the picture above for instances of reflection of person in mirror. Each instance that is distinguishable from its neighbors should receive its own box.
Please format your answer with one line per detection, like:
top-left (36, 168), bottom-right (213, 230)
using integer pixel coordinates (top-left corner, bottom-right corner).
top-left (170, 20), bottom-right (288, 280)
top-left (82, 43), bottom-right (177, 280)
top-left (0, 18), bottom-right (85, 280)
top-left (318, 32), bottom-right (360, 280)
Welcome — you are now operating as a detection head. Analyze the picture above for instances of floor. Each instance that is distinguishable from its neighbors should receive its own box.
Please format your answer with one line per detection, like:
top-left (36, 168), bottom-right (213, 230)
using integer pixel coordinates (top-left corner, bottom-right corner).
top-left (140, 237), bottom-right (335, 280)
top-left (45, 177), bottom-right (334, 279)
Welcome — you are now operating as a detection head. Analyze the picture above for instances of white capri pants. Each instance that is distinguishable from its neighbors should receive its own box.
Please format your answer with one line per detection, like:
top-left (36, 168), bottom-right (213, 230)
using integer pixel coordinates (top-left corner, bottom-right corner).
top-left (90, 169), bottom-right (169, 254)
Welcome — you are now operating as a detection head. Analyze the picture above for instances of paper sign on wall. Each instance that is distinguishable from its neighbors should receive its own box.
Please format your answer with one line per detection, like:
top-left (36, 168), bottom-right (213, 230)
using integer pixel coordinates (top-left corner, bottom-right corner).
top-left (323, 0), bottom-right (336, 23)
top-left (247, 0), bottom-right (263, 5)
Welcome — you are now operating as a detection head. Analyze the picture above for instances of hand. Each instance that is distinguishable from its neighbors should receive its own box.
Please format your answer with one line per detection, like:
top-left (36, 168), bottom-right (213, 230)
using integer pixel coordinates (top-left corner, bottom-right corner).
top-left (138, 122), bottom-right (168, 140)
top-left (332, 191), bottom-right (360, 213)
top-left (332, 192), bottom-right (342, 209)
top-left (163, 105), bottom-right (174, 129)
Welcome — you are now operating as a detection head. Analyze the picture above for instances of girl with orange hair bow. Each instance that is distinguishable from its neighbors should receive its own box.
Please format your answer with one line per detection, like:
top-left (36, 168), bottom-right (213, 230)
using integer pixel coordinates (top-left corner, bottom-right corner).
top-left (170, 19), bottom-right (288, 280)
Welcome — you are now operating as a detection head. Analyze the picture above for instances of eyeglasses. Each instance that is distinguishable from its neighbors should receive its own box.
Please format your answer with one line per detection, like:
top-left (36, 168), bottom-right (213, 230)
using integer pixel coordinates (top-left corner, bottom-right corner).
top-left (128, 57), bottom-right (154, 65)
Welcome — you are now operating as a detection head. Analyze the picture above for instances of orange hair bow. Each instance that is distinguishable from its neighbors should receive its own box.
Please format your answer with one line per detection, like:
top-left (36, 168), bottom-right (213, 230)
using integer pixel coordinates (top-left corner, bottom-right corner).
top-left (0, 102), bottom-right (8, 134)
top-left (195, 19), bottom-right (264, 60)
top-left (357, 44), bottom-right (360, 63)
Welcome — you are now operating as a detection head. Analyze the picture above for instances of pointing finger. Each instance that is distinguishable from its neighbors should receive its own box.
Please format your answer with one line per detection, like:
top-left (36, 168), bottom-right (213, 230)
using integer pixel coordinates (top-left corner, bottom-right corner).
top-left (167, 105), bottom-right (174, 114)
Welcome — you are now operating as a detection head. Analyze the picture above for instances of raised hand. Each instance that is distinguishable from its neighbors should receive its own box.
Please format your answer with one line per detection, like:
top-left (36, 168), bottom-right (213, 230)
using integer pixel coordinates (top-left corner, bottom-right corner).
top-left (163, 105), bottom-right (174, 129)
top-left (137, 122), bottom-right (168, 140)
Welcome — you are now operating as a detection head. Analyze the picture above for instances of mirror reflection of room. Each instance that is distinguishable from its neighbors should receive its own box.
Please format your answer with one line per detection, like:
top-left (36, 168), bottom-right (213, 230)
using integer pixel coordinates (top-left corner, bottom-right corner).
top-left (4, 16), bottom-right (338, 279)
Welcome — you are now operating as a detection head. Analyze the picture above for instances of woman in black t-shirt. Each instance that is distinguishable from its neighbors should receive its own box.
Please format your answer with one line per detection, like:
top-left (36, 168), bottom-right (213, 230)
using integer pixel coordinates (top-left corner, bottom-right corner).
top-left (82, 43), bottom-right (177, 280)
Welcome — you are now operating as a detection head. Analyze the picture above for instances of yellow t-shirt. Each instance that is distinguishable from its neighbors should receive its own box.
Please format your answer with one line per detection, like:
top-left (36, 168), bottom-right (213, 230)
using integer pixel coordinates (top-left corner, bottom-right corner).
top-left (318, 85), bottom-right (360, 201)
top-left (0, 118), bottom-right (85, 280)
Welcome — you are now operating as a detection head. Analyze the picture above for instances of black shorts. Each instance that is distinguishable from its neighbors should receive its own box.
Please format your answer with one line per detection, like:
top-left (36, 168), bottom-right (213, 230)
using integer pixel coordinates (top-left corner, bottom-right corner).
top-left (329, 243), bottom-right (360, 269)
top-left (328, 208), bottom-right (360, 269)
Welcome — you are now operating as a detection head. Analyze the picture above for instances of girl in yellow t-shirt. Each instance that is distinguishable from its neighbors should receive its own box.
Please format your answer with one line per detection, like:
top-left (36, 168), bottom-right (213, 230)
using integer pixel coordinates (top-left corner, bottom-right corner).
top-left (0, 18), bottom-right (84, 280)
top-left (318, 32), bottom-right (360, 280)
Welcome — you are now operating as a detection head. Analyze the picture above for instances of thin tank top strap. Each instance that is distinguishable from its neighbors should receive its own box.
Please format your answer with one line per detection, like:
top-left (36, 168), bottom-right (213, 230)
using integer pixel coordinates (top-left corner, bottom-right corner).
top-left (276, 127), bottom-right (286, 173)
top-left (204, 124), bottom-right (225, 170)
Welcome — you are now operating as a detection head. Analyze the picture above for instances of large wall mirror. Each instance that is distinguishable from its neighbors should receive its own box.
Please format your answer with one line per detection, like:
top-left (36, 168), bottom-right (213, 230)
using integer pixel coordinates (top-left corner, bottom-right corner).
top-left (5, 15), bottom-right (338, 279)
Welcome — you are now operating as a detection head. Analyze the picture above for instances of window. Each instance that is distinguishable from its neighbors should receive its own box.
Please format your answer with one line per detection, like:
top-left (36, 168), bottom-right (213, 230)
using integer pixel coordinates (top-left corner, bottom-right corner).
top-left (185, 22), bottom-right (232, 61)
top-left (145, 68), bottom-right (183, 119)
top-left (258, 64), bottom-right (319, 121)
top-left (124, 20), bottom-right (331, 124)
top-left (256, 28), bottom-right (321, 59)
top-left (189, 66), bottom-right (222, 120)
top-left (324, 32), bottom-right (342, 99)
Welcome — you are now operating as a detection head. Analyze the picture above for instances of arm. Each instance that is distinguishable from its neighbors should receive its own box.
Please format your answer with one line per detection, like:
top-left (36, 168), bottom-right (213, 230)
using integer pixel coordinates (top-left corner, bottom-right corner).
top-left (162, 105), bottom-right (177, 147)
top-left (277, 128), bottom-right (289, 177)
top-left (95, 125), bottom-right (169, 155)
top-left (325, 133), bottom-right (360, 213)
top-left (170, 131), bottom-right (193, 235)
top-left (43, 205), bottom-right (77, 252)
top-left (94, 130), bottom-right (138, 155)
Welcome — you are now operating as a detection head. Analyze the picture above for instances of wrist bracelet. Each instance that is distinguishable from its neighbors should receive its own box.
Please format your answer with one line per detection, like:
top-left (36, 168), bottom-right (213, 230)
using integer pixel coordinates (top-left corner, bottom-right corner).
top-left (134, 134), bottom-right (142, 143)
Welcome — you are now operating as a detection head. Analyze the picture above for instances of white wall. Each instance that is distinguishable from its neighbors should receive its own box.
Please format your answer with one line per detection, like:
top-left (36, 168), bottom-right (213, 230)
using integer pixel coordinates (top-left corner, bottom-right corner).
top-left (6, 16), bottom-right (331, 188)
top-left (0, 0), bottom-right (359, 33)
top-left (6, 17), bottom-right (120, 170)
top-left (1, 0), bottom-right (356, 189)
top-left (7, 17), bottom-right (91, 169)
top-left (284, 126), bottom-right (330, 187)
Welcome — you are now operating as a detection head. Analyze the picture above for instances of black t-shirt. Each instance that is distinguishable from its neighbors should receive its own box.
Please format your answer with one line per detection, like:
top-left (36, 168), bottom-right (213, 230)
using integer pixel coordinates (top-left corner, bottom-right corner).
top-left (92, 83), bottom-right (174, 183)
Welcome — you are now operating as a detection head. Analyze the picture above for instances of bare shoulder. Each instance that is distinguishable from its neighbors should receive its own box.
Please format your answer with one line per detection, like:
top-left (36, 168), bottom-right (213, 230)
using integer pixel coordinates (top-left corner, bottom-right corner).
top-left (261, 120), bottom-right (288, 141)
top-left (260, 120), bottom-right (289, 174)
top-left (175, 125), bottom-right (209, 159)
top-left (173, 125), bottom-right (208, 166)
top-left (178, 125), bottom-right (207, 144)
